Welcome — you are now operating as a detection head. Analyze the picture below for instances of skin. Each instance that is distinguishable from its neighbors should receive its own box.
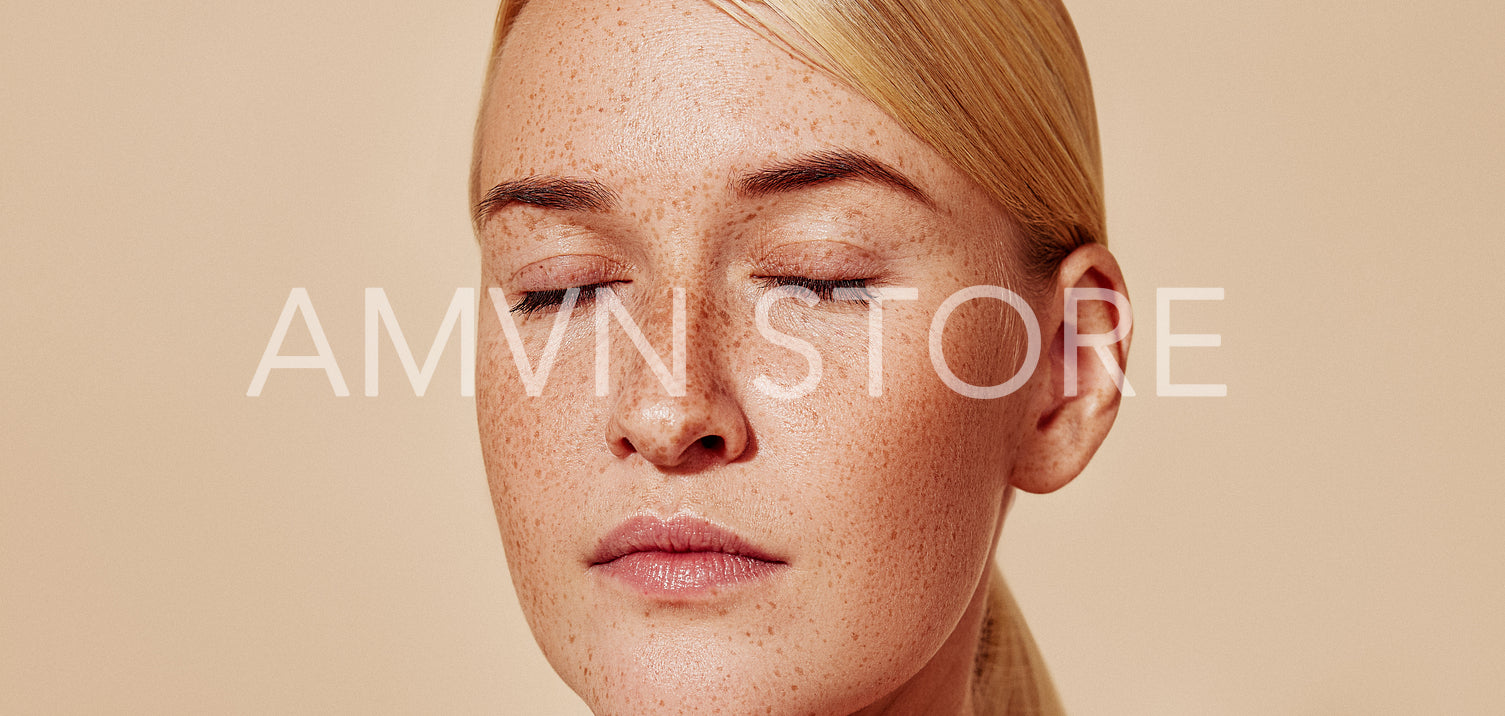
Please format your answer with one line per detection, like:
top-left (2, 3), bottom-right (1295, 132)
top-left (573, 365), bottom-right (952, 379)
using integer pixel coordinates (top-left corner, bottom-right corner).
top-left (472, 0), bottom-right (1131, 713)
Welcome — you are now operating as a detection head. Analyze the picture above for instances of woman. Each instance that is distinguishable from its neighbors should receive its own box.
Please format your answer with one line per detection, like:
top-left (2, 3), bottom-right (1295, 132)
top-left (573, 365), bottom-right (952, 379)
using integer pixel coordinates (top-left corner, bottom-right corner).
top-left (471, 0), bottom-right (1131, 713)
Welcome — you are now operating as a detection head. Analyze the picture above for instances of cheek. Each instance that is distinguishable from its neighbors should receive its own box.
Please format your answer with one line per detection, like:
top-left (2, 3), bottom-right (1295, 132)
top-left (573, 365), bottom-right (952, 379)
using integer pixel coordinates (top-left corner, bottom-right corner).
top-left (749, 304), bottom-right (1028, 671)
top-left (858, 297), bottom-right (1033, 545)
top-left (476, 321), bottom-right (608, 662)
top-left (796, 377), bottom-right (1019, 583)
top-left (476, 318), bottom-right (595, 563)
top-left (748, 293), bottom-right (1034, 551)
top-left (930, 292), bottom-right (1040, 392)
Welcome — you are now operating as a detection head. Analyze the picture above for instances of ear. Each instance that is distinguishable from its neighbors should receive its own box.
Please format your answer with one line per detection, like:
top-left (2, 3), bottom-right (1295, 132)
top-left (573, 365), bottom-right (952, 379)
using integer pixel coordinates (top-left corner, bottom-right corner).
top-left (1008, 244), bottom-right (1133, 494)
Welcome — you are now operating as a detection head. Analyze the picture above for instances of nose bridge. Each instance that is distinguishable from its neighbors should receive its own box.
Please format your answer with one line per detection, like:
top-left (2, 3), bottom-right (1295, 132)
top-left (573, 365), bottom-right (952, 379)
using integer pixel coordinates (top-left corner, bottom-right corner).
top-left (603, 257), bottom-right (749, 468)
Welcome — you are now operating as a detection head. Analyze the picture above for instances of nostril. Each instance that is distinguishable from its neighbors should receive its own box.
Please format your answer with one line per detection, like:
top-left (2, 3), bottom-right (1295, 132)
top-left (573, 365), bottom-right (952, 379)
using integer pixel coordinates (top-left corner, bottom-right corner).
top-left (697, 435), bottom-right (724, 453)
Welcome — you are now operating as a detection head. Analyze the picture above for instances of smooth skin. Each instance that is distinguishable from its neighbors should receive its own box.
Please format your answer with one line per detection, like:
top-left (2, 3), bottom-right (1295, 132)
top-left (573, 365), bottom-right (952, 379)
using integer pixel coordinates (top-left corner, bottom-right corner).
top-left (473, 1), bottom-right (1130, 713)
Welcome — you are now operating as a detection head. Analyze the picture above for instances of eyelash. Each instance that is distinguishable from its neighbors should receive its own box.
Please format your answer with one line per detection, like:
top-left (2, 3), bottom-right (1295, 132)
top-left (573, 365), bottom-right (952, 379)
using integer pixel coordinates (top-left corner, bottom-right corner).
top-left (508, 277), bottom-right (876, 316)
top-left (754, 276), bottom-right (876, 302)
top-left (509, 283), bottom-right (611, 315)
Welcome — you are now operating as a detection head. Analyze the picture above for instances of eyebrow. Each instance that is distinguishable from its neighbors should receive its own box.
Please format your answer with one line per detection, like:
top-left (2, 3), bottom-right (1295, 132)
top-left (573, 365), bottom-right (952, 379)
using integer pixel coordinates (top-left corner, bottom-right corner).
top-left (473, 176), bottom-right (618, 225)
top-left (735, 148), bottom-right (931, 206)
top-left (473, 148), bottom-right (929, 225)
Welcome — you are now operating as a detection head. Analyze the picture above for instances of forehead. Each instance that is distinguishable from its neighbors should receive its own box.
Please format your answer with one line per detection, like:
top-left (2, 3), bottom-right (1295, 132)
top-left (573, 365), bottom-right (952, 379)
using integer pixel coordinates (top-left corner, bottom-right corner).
top-left (474, 0), bottom-right (971, 210)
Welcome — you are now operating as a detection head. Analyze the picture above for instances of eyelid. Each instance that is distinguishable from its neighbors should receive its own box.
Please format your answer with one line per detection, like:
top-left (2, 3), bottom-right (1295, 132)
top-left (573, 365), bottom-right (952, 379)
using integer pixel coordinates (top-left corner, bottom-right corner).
top-left (750, 239), bottom-right (887, 281)
top-left (510, 254), bottom-right (629, 293)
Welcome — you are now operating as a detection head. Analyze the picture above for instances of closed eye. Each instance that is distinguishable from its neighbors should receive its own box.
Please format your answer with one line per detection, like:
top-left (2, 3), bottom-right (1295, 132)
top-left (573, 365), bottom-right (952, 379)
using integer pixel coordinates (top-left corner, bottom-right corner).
top-left (510, 282), bottom-right (618, 315)
top-left (754, 276), bottom-right (877, 302)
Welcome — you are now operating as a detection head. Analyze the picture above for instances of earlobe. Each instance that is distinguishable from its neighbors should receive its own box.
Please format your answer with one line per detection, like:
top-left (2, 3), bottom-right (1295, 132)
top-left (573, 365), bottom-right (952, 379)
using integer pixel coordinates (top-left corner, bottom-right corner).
top-left (1008, 244), bottom-right (1132, 494)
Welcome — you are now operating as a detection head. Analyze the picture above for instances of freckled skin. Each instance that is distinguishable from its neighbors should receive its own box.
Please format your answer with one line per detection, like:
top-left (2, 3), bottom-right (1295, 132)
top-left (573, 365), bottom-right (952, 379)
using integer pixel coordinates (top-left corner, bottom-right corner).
top-left (471, 1), bottom-right (1109, 715)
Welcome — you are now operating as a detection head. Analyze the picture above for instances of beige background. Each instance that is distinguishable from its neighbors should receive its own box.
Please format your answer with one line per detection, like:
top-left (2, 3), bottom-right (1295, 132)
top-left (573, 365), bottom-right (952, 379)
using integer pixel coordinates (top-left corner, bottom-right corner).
top-left (3, 1), bottom-right (1502, 713)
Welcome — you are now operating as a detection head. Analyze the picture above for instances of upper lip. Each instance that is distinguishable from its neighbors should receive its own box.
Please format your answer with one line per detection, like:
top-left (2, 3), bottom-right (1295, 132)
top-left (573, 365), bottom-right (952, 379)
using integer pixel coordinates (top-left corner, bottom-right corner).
top-left (589, 514), bottom-right (784, 565)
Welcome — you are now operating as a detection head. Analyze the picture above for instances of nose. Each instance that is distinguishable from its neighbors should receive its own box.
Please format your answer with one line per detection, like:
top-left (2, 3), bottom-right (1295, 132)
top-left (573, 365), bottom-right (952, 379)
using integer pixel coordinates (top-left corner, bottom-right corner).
top-left (603, 296), bottom-right (750, 469)
top-left (606, 380), bottom-right (750, 467)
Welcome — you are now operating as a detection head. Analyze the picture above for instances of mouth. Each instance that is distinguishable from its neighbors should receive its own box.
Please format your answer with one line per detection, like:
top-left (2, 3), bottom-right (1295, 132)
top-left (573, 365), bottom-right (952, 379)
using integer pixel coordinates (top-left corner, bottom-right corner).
top-left (588, 514), bottom-right (788, 598)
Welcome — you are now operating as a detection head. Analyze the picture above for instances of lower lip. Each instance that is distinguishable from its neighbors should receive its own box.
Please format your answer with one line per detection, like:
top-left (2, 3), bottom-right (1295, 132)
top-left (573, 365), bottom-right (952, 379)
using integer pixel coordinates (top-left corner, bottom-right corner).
top-left (593, 551), bottom-right (785, 597)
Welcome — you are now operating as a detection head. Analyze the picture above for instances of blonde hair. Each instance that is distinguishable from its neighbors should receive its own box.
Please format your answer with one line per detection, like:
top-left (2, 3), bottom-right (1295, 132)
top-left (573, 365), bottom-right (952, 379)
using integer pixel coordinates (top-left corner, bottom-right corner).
top-left (477, 0), bottom-right (1104, 282)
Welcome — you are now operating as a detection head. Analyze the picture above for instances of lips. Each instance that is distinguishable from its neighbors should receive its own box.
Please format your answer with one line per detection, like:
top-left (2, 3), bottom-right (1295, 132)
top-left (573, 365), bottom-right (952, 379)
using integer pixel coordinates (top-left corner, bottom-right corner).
top-left (588, 514), bottom-right (787, 597)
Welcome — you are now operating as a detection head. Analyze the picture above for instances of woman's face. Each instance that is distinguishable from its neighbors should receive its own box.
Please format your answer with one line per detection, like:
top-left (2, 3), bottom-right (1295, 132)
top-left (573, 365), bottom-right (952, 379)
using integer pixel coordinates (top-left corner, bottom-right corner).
top-left (475, 0), bottom-right (1047, 712)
